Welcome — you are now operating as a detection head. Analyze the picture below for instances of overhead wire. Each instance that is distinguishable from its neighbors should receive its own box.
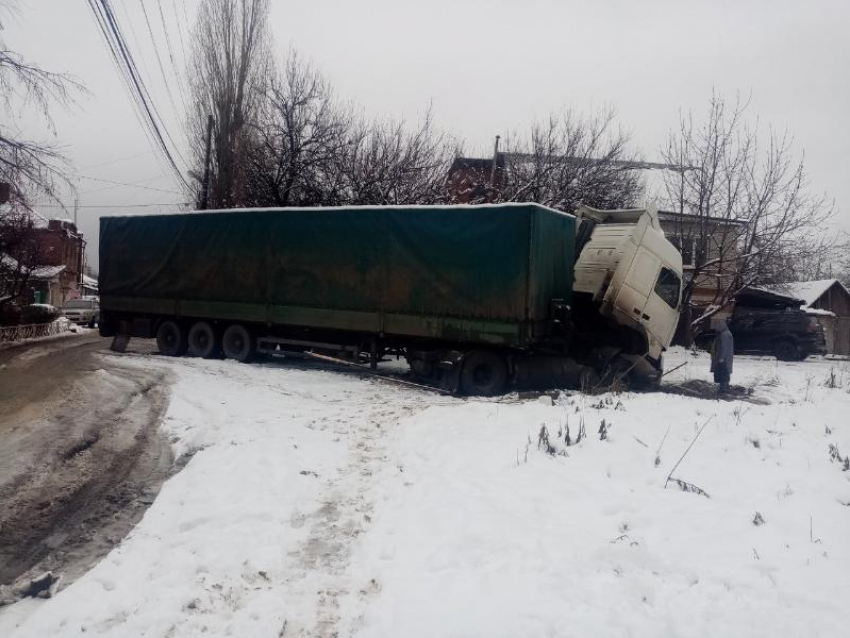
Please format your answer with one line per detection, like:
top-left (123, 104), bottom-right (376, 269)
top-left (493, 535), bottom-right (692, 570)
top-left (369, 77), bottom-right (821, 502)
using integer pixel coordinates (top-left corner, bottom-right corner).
top-left (139, 0), bottom-right (185, 118)
top-left (171, 0), bottom-right (189, 66)
top-left (104, 1), bottom-right (190, 172)
top-left (78, 150), bottom-right (155, 172)
top-left (34, 202), bottom-right (191, 209)
top-left (77, 174), bottom-right (180, 195)
top-left (87, 0), bottom-right (182, 185)
top-left (156, 0), bottom-right (189, 113)
top-left (86, 0), bottom-right (190, 191)
top-left (84, 0), bottom-right (176, 185)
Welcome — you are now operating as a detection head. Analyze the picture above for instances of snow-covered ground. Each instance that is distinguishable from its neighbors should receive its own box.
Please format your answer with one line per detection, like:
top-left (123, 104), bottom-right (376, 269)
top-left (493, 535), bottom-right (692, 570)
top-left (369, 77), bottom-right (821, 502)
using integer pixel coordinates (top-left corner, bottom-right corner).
top-left (2, 348), bottom-right (849, 637)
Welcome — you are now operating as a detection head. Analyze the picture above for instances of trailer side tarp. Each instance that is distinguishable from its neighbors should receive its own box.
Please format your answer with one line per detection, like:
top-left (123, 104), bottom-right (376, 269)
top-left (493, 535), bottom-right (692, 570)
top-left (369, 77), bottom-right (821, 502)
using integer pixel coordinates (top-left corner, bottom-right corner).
top-left (100, 204), bottom-right (575, 346)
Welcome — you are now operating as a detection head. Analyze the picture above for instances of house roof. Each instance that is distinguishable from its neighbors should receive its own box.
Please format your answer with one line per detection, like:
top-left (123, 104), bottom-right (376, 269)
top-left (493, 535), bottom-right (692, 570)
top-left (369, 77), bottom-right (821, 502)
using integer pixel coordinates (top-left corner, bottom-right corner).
top-left (448, 155), bottom-right (505, 176)
top-left (29, 264), bottom-right (67, 280)
top-left (734, 286), bottom-right (805, 308)
top-left (767, 279), bottom-right (850, 309)
top-left (82, 274), bottom-right (98, 287)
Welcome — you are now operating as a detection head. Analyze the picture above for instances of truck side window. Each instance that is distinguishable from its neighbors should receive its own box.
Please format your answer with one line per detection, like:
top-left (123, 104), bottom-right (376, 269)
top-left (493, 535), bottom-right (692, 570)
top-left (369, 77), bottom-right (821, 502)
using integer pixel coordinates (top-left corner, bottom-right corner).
top-left (654, 267), bottom-right (680, 308)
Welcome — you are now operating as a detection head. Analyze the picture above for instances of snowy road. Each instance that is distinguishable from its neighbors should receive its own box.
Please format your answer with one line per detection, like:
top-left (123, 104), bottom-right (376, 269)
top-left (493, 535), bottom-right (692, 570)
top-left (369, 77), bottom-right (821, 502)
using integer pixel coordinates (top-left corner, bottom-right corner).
top-left (0, 333), bottom-right (172, 590)
top-left (1, 347), bottom-right (849, 636)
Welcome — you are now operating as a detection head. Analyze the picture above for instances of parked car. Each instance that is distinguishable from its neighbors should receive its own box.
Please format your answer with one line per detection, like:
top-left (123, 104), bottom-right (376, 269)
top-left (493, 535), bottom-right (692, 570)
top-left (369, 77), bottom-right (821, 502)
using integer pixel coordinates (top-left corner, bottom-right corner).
top-left (62, 298), bottom-right (100, 328)
top-left (694, 288), bottom-right (826, 361)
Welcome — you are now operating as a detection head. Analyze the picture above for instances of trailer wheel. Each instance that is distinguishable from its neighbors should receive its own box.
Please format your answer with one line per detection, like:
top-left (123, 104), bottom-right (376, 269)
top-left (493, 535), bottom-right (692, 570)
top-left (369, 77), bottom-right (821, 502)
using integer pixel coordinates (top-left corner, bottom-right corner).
top-left (222, 324), bottom-right (255, 363)
top-left (188, 321), bottom-right (221, 358)
top-left (460, 350), bottom-right (508, 396)
top-left (773, 338), bottom-right (798, 361)
top-left (156, 320), bottom-right (188, 356)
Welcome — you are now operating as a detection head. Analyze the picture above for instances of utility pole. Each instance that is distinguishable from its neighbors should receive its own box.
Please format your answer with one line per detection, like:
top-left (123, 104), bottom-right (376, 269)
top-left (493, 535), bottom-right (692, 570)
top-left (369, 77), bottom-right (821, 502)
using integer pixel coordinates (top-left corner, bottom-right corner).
top-left (199, 114), bottom-right (214, 210)
top-left (73, 197), bottom-right (79, 227)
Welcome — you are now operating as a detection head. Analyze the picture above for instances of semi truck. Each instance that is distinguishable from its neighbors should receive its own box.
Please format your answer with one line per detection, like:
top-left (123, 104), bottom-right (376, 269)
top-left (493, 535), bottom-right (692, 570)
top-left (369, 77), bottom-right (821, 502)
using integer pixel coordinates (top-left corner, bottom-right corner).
top-left (99, 203), bottom-right (683, 395)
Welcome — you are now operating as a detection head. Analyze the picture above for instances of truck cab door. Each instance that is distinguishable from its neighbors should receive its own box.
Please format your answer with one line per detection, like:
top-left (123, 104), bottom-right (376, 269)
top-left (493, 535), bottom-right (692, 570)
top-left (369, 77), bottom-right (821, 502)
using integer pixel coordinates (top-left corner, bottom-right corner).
top-left (642, 265), bottom-right (681, 352)
top-left (612, 247), bottom-right (660, 328)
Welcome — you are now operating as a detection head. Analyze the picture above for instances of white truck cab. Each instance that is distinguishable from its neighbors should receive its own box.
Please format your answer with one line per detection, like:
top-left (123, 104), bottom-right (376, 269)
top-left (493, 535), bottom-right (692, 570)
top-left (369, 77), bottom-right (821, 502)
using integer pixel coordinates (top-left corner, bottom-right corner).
top-left (573, 205), bottom-right (683, 373)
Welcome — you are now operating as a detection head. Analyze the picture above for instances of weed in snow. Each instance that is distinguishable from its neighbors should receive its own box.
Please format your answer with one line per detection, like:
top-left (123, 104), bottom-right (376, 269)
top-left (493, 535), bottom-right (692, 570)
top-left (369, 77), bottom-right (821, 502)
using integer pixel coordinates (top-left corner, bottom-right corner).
top-left (654, 424), bottom-right (671, 467)
top-left (827, 443), bottom-right (850, 471)
top-left (664, 416), bottom-right (713, 497)
top-left (753, 511), bottom-right (765, 526)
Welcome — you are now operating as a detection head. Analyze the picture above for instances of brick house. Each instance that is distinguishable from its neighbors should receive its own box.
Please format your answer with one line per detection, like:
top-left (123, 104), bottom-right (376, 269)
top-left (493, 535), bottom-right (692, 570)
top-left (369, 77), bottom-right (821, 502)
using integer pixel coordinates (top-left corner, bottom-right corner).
top-left (29, 219), bottom-right (86, 307)
top-left (446, 154), bottom-right (505, 203)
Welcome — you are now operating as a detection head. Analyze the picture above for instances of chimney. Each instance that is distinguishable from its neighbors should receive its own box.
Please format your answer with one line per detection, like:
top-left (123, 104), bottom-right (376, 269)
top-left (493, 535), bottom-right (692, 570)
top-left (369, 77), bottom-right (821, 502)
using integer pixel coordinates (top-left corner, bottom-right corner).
top-left (490, 135), bottom-right (501, 186)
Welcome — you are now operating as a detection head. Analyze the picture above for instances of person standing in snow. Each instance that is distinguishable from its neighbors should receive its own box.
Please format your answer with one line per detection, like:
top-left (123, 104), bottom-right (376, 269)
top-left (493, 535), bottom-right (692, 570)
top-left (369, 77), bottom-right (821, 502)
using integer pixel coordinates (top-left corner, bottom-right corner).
top-left (711, 318), bottom-right (734, 393)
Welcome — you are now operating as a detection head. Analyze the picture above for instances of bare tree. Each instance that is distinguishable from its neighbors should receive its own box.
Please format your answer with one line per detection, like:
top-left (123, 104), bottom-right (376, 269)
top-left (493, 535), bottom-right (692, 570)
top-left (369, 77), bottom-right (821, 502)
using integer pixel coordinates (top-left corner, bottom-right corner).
top-left (0, 1), bottom-right (82, 316)
top-left (340, 108), bottom-right (457, 206)
top-left (661, 93), bottom-right (834, 325)
top-left (245, 53), bottom-right (353, 207)
top-left (484, 108), bottom-right (643, 213)
top-left (0, 0), bottom-right (82, 207)
top-left (0, 208), bottom-right (43, 312)
top-left (187, 0), bottom-right (271, 208)
top-left (243, 50), bottom-right (457, 209)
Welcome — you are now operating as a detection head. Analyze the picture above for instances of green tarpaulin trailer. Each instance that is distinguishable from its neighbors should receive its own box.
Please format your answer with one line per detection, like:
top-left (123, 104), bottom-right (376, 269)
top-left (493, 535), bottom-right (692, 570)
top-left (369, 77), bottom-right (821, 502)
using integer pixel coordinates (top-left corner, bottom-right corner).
top-left (99, 204), bottom-right (576, 348)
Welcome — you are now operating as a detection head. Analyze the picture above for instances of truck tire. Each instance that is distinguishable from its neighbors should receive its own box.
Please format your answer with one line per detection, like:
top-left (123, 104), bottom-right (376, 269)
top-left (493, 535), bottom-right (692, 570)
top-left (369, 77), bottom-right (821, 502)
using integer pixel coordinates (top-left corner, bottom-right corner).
top-left (188, 321), bottom-right (220, 359)
top-left (460, 350), bottom-right (508, 396)
top-left (222, 324), bottom-right (255, 363)
top-left (156, 320), bottom-right (188, 356)
top-left (773, 339), bottom-right (798, 361)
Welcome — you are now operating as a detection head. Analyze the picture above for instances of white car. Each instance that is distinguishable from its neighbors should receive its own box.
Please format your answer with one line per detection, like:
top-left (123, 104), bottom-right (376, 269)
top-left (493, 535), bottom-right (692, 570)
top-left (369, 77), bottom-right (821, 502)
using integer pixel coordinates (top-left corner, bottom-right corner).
top-left (62, 298), bottom-right (100, 327)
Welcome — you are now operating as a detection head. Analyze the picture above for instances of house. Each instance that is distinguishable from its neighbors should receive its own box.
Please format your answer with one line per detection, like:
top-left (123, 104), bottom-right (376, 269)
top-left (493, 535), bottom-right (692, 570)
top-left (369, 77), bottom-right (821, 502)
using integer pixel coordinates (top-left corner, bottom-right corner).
top-left (657, 211), bottom-right (747, 308)
top-left (82, 273), bottom-right (98, 297)
top-left (28, 218), bottom-right (86, 307)
top-left (446, 154), bottom-right (505, 203)
top-left (767, 279), bottom-right (850, 356)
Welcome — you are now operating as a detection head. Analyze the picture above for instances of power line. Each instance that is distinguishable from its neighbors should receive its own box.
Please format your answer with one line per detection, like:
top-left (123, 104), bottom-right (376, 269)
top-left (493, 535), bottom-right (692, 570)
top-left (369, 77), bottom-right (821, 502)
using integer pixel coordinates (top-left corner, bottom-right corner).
top-left (86, 0), bottom-right (190, 191)
top-left (35, 202), bottom-right (191, 209)
top-left (171, 0), bottom-right (189, 66)
top-left (77, 174), bottom-right (180, 195)
top-left (78, 150), bottom-right (155, 172)
top-left (139, 0), bottom-right (185, 118)
top-left (157, 0), bottom-right (189, 112)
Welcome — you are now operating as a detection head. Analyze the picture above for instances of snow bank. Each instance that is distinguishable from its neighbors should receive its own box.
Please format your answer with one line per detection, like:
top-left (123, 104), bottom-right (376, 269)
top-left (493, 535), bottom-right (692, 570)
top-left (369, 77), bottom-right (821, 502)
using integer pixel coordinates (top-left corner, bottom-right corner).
top-left (2, 350), bottom-right (849, 637)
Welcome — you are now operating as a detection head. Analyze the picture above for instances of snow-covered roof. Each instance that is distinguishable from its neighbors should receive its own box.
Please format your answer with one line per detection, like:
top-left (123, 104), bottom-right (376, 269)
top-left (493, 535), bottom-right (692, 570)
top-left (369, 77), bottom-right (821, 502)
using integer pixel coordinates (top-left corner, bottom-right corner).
top-left (82, 274), bottom-right (98, 287)
top-left (805, 308), bottom-right (836, 317)
top-left (768, 279), bottom-right (849, 308)
top-left (29, 264), bottom-right (67, 279)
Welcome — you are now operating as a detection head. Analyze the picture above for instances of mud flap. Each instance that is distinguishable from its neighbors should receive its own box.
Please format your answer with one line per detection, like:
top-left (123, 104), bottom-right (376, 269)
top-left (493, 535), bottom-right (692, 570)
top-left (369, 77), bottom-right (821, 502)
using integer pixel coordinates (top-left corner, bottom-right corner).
top-left (437, 350), bottom-right (464, 393)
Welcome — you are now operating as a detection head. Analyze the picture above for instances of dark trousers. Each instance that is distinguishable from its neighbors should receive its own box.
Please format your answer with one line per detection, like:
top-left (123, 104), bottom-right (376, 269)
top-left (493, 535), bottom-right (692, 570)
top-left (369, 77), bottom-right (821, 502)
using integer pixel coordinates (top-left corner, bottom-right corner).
top-left (714, 367), bottom-right (731, 390)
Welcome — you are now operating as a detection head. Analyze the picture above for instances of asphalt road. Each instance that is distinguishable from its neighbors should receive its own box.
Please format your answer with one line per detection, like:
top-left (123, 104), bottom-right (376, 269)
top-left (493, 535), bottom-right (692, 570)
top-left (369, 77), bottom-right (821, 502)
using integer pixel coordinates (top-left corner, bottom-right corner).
top-left (0, 332), bottom-right (173, 598)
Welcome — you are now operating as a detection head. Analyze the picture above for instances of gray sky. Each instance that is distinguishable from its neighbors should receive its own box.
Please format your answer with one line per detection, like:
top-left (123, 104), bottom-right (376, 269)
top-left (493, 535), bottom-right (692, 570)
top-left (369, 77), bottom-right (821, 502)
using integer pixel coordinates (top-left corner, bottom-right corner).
top-left (6, 0), bottom-right (849, 271)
